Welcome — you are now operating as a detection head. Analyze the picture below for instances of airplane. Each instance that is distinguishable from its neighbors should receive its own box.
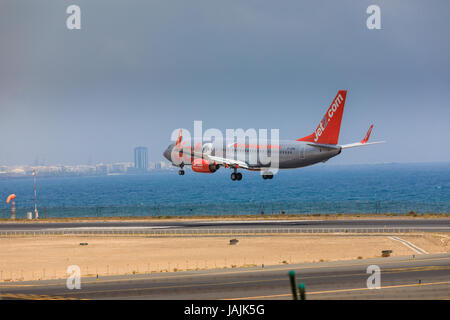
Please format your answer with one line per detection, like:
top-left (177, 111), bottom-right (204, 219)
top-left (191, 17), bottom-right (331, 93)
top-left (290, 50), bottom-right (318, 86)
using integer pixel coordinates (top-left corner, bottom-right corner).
top-left (163, 90), bottom-right (385, 181)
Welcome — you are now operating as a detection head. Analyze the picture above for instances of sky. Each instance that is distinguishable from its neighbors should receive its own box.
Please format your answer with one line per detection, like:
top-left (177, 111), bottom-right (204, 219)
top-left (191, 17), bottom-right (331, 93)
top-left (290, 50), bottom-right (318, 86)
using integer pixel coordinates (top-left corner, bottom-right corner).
top-left (0, 0), bottom-right (449, 165)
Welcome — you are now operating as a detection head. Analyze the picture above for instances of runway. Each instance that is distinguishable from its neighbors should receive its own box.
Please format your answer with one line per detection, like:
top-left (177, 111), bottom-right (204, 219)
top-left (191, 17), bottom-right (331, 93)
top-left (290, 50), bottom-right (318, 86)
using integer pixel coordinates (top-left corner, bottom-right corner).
top-left (0, 218), bottom-right (449, 233)
top-left (1, 253), bottom-right (449, 300)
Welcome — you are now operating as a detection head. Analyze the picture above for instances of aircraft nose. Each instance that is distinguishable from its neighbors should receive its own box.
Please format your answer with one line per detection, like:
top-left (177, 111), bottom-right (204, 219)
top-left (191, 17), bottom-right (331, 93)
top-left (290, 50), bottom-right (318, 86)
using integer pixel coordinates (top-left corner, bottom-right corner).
top-left (163, 147), bottom-right (171, 161)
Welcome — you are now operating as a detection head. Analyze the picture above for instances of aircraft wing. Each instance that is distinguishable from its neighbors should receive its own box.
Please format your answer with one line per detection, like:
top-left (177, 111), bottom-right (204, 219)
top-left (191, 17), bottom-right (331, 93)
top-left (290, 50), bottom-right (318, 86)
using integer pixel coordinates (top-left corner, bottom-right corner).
top-left (174, 142), bottom-right (250, 169)
top-left (340, 141), bottom-right (385, 149)
top-left (206, 155), bottom-right (250, 169)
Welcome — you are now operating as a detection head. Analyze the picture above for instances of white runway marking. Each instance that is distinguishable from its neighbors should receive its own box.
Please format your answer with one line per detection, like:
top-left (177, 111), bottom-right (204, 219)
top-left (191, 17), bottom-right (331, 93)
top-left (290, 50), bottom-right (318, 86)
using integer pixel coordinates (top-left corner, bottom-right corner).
top-left (388, 236), bottom-right (428, 254)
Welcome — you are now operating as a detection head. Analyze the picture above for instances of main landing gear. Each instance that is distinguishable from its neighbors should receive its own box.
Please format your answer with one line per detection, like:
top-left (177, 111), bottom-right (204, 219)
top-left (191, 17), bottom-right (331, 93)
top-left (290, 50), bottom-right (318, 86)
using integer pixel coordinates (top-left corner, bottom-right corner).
top-left (230, 168), bottom-right (242, 181)
top-left (262, 172), bottom-right (273, 180)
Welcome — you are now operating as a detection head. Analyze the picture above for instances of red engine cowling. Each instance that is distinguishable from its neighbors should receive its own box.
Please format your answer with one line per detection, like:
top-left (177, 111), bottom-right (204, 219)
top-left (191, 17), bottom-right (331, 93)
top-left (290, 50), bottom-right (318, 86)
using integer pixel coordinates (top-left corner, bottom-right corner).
top-left (192, 158), bottom-right (219, 173)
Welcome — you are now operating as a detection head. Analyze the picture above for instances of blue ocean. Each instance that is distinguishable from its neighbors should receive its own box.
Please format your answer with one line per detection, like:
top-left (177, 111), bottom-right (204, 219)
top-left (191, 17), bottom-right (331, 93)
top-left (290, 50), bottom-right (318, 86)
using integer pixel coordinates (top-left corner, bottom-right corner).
top-left (0, 163), bottom-right (449, 218)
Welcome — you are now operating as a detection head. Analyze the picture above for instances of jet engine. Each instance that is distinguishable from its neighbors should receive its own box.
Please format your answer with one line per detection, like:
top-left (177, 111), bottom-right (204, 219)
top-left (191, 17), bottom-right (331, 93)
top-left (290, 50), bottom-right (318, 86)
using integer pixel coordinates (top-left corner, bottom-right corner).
top-left (192, 158), bottom-right (219, 173)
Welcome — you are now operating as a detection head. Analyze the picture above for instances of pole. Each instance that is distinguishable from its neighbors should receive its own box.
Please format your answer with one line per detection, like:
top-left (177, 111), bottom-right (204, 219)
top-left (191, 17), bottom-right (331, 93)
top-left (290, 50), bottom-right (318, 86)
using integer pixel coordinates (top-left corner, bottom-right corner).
top-left (288, 270), bottom-right (298, 300)
top-left (11, 199), bottom-right (16, 220)
top-left (33, 169), bottom-right (38, 219)
top-left (298, 283), bottom-right (306, 300)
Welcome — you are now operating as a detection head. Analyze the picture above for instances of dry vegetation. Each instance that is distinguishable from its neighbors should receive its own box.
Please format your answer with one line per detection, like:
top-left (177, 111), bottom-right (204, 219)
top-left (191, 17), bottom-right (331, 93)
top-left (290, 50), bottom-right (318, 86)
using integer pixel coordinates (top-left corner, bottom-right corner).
top-left (0, 233), bottom-right (448, 282)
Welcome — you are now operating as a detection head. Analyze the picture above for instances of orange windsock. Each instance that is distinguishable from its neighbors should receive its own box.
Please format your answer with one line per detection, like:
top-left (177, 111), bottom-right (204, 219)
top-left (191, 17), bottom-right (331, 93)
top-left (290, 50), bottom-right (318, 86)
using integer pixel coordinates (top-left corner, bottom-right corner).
top-left (6, 194), bottom-right (16, 204)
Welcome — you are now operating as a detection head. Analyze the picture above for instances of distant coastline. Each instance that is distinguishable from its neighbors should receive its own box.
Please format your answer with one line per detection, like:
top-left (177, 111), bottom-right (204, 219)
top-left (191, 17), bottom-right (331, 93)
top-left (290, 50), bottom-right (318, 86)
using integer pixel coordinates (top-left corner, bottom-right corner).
top-left (0, 162), bottom-right (174, 179)
top-left (0, 161), bottom-right (448, 180)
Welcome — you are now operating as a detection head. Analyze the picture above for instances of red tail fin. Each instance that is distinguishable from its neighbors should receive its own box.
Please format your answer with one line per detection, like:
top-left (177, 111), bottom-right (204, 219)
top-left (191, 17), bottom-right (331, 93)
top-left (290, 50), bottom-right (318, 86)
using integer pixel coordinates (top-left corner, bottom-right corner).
top-left (297, 90), bottom-right (347, 145)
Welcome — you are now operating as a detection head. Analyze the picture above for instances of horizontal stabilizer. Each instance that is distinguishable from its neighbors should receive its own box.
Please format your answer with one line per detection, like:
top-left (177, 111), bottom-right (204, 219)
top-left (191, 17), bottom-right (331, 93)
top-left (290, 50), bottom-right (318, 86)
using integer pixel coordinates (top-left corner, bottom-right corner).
top-left (340, 141), bottom-right (385, 149)
top-left (306, 143), bottom-right (341, 150)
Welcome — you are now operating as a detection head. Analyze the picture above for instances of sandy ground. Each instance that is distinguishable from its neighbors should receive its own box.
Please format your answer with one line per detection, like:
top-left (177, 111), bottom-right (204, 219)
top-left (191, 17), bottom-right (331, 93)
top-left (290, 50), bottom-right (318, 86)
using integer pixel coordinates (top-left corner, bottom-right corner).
top-left (0, 234), bottom-right (448, 282)
top-left (402, 234), bottom-right (450, 251)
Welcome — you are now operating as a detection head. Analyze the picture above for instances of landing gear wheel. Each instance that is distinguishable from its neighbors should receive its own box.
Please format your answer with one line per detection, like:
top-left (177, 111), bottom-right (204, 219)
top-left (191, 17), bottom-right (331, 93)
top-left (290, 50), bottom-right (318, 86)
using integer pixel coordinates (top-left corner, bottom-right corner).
top-left (236, 172), bottom-right (242, 181)
top-left (262, 172), bottom-right (273, 180)
top-left (178, 169), bottom-right (185, 175)
top-left (231, 172), bottom-right (237, 181)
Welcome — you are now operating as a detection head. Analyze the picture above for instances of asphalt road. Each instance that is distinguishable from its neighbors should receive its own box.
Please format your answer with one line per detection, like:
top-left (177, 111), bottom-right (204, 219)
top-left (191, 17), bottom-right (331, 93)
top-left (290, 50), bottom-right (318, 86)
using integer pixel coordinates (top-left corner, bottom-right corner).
top-left (0, 218), bottom-right (449, 232)
top-left (1, 253), bottom-right (449, 300)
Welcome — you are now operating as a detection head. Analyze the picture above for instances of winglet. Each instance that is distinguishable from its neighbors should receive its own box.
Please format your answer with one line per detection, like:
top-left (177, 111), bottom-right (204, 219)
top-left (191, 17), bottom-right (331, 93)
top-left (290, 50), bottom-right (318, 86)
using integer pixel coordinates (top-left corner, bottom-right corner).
top-left (340, 124), bottom-right (385, 149)
top-left (361, 124), bottom-right (373, 144)
top-left (175, 129), bottom-right (182, 147)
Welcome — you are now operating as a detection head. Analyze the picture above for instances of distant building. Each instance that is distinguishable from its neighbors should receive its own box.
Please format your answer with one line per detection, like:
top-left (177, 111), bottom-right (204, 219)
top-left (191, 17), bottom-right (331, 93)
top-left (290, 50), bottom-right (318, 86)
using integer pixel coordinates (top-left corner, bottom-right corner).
top-left (95, 164), bottom-right (107, 175)
top-left (155, 161), bottom-right (169, 169)
top-left (110, 162), bottom-right (133, 174)
top-left (134, 147), bottom-right (148, 173)
top-left (110, 164), bottom-right (123, 174)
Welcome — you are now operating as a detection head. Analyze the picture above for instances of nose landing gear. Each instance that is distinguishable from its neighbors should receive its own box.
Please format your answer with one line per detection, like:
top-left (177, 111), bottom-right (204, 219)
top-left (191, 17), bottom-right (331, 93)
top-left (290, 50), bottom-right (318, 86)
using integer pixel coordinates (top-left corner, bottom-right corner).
top-left (178, 164), bottom-right (185, 175)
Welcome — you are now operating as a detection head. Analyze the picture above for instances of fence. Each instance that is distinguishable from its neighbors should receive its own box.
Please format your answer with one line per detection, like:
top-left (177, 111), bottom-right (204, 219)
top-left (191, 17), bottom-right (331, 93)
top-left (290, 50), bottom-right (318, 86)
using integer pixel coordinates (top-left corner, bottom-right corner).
top-left (0, 200), bottom-right (449, 219)
top-left (0, 228), bottom-right (425, 237)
